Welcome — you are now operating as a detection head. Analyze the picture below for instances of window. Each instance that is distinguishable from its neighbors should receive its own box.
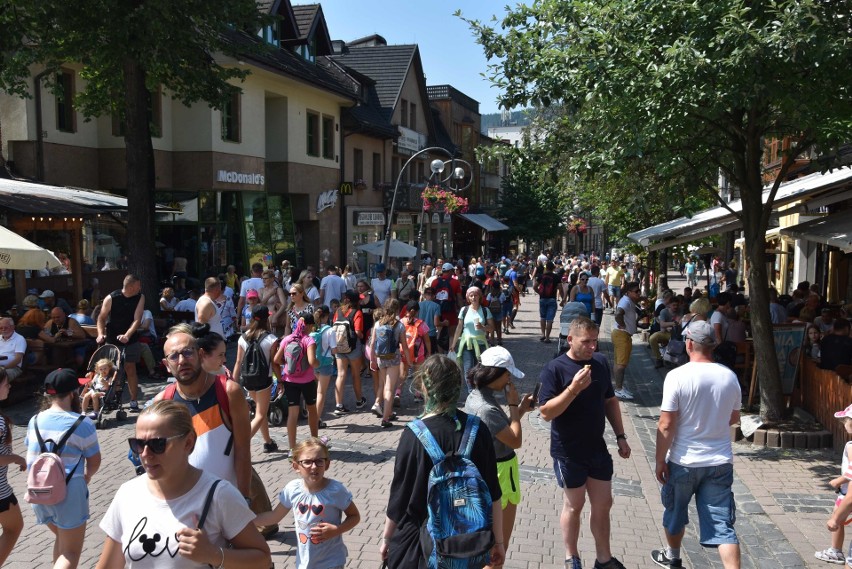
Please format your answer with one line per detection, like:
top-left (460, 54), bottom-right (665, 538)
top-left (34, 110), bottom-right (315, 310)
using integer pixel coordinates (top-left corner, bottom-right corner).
top-left (306, 111), bottom-right (320, 156)
top-left (322, 115), bottom-right (334, 159)
top-left (409, 103), bottom-right (417, 131)
top-left (353, 148), bottom-right (364, 181)
top-left (111, 86), bottom-right (162, 138)
top-left (372, 153), bottom-right (381, 188)
top-left (221, 91), bottom-right (241, 142)
top-left (259, 20), bottom-right (280, 47)
top-left (56, 70), bottom-right (75, 133)
top-left (417, 161), bottom-right (425, 184)
top-left (400, 99), bottom-right (408, 127)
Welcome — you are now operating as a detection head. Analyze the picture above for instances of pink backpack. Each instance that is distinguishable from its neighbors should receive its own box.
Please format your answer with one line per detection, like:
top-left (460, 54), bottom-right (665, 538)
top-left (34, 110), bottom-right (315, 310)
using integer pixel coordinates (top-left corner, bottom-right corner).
top-left (26, 415), bottom-right (85, 505)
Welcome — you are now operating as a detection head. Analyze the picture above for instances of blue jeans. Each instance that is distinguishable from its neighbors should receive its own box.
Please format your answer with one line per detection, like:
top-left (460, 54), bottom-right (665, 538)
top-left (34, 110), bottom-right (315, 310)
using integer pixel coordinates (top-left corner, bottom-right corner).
top-left (539, 297), bottom-right (558, 322)
top-left (460, 346), bottom-right (484, 392)
top-left (661, 462), bottom-right (738, 546)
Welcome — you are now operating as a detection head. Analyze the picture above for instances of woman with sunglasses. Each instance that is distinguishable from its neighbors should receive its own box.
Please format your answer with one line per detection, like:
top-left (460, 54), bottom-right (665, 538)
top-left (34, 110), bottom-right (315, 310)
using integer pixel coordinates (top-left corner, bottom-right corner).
top-left (259, 269), bottom-right (287, 334)
top-left (285, 283), bottom-right (314, 336)
top-left (298, 270), bottom-right (321, 307)
top-left (25, 368), bottom-right (101, 569)
top-left (96, 400), bottom-right (270, 569)
top-left (569, 272), bottom-right (594, 315)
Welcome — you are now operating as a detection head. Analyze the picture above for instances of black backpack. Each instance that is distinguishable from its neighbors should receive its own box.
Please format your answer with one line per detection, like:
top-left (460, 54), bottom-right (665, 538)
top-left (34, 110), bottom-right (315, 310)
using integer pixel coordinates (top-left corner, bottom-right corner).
top-left (240, 333), bottom-right (270, 389)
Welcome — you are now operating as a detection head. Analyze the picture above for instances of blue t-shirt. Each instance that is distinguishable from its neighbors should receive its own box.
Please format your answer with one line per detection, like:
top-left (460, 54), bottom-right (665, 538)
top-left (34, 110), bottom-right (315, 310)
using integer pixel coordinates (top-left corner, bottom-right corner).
top-left (539, 352), bottom-right (614, 459)
top-left (26, 409), bottom-right (99, 481)
top-left (280, 478), bottom-right (352, 569)
top-left (418, 300), bottom-right (441, 337)
top-left (506, 269), bottom-right (518, 285)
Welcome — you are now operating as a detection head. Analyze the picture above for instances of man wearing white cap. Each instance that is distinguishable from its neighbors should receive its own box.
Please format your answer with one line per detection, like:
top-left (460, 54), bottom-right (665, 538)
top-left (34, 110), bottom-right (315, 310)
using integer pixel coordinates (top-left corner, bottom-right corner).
top-left (651, 320), bottom-right (741, 568)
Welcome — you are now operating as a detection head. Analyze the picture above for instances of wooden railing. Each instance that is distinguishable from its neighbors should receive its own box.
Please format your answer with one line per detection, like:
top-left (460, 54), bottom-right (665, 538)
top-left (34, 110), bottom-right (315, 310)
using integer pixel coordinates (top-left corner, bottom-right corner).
top-left (800, 357), bottom-right (851, 452)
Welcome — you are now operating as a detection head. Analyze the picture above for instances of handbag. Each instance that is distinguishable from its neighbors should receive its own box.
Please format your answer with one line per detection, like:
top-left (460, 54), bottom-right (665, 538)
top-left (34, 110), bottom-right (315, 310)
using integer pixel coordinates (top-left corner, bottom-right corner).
top-left (665, 339), bottom-right (686, 357)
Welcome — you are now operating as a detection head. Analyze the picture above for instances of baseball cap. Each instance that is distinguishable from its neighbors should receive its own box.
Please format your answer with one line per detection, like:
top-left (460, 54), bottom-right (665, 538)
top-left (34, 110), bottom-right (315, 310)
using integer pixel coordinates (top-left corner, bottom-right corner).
top-left (251, 304), bottom-right (269, 320)
top-left (442, 262), bottom-right (454, 272)
top-left (684, 321), bottom-right (717, 346)
top-left (246, 289), bottom-right (259, 299)
top-left (835, 404), bottom-right (852, 419)
top-left (39, 290), bottom-right (55, 299)
top-left (375, 263), bottom-right (386, 272)
top-left (44, 368), bottom-right (81, 396)
top-left (480, 346), bottom-right (525, 379)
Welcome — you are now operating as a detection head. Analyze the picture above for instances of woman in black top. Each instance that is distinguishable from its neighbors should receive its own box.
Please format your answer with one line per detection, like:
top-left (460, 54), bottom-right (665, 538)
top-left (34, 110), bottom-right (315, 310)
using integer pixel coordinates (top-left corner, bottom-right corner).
top-left (380, 355), bottom-right (505, 568)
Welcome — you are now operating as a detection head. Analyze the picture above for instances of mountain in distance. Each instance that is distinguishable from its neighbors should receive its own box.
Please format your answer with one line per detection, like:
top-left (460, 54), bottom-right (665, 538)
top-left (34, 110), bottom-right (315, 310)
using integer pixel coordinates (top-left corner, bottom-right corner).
top-left (481, 109), bottom-right (532, 134)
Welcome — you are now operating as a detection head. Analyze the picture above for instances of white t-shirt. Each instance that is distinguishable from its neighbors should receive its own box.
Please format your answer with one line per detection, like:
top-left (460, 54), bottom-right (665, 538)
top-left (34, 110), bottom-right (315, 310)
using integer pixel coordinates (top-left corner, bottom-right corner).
top-left (586, 277), bottom-right (606, 309)
top-left (237, 333), bottom-right (278, 378)
top-left (660, 361), bottom-right (741, 467)
top-left (615, 295), bottom-right (638, 334)
top-left (709, 309), bottom-right (729, 341)
top-left (320, 274), bottom-right (347, 305)
top-left (100, 472), bottom-right (255, 568)
top-left (0, 332), bottom-right (27, 368)
top-left (371, 277), bottom-right (393, 305)
top-left (174, 298), bottom-right (197, 312)
top-left (239, 277), bottom-right (264, 299)
top-left (279, 478), bottom-right (352, 569)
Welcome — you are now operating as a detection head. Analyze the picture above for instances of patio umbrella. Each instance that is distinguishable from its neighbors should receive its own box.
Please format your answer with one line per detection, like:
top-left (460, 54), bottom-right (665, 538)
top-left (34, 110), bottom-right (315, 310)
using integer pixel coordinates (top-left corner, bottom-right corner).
top-left (356, 239), bottom-right (419, 258)
top-left (0, 225), bottom-right (62, 270)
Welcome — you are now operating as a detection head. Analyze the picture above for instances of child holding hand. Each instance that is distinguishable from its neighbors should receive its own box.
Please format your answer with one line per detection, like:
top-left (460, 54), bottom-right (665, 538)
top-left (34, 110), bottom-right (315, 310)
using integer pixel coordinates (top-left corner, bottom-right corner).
top-left (254, 438), bottom-right (360, 568)
top-left (819, 403), bottom-right (852, 564)
top-left (81, 358), bottom-right (115, 419)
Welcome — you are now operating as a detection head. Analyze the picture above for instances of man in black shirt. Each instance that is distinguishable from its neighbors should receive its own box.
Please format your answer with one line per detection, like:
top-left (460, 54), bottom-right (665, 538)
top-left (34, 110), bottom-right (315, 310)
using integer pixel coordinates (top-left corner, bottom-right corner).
top-left (819, 318), bottom-right (852, 371)
top-left (96, 274), bottom-right (145, 410)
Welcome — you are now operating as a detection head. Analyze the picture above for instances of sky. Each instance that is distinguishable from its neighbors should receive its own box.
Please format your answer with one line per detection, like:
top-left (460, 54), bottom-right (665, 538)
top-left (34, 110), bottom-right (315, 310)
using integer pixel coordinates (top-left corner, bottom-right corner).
top-left (316, 0), bottom-right (508, 115)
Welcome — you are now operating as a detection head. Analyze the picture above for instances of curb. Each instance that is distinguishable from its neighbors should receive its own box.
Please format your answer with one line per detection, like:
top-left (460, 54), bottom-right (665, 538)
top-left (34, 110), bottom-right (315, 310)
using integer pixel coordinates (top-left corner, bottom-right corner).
top-left (731, 424), bottom-right (833, 449)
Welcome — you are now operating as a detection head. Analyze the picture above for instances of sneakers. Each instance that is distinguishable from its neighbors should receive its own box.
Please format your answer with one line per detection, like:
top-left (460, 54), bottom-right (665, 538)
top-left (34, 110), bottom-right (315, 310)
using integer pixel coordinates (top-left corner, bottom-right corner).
top-left (614, 388), bottom-right (634, 400)
top-left (355, 396), bottom-right (367, 409)
top-left (87, 411), bottom-right (98, 420)
top-left (318, 436), bottom-right (332, 448)
top-left (380, 420), bottom-right (393, 429)
top-left (129, 400), bottom-right (140, 412)
top-left (333, 405), bottom-right (350, 416)
top-left (317, 420), bottom-right (327, 429)
top-left (593, 557), bottom-right (626, 569)
top-left (262, 440), bottom-right (279, 453)
top-left (651, 549), bottom-right (683, 568)
top-left (371, 403), bottom-right (383, 417)
top-left (566, 556), bottom-right (582, 569)
top-left (814, 548), bottom-right (846, 564)
top-left (393, 394), bottom-right (401, 407)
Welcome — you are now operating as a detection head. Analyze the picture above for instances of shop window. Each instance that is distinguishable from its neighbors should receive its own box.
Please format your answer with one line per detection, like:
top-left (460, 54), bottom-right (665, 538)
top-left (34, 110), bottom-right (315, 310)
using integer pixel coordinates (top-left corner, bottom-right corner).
top-left (353, 148), bottom-right (364, 181)
top-left (56, 70), bottom-right (76, 133)
top-left (322, 115), bottom-right (334, 159)
top-left (81, 217), bottom-right (128, 272)
top-left (221, 91), bottom-right (241, 142)
top-left (307, 111), bottom-right (319, 156)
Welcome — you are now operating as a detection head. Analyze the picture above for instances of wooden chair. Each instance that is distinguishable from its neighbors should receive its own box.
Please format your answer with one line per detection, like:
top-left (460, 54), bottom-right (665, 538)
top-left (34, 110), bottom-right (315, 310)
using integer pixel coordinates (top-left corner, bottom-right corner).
top-left (733, 341), bottom-right (753, 390)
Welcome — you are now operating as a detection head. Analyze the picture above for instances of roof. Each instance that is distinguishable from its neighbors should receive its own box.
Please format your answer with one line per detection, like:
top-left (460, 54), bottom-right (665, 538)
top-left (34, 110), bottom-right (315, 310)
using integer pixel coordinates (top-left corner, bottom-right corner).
top-left (459, 213), bottom-right (509, 232)
top-left (0, 178), bottom-right (177, 215)
top-left (257, 0), bottom-right (299, 41)
top-left (289, 4), bottom-right (333, 56)
top-left (780, 210), bottom-right (852, 253)
top-left (292, 4), bottom-right (318, 38)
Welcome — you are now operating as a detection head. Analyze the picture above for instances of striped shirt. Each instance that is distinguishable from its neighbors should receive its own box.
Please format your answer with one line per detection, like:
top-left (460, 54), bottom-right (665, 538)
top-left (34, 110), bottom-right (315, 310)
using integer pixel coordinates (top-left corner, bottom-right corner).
top-left (25, 410), bottom-right (99, 481)
top-left (0, 416), bottom-right (14, 499)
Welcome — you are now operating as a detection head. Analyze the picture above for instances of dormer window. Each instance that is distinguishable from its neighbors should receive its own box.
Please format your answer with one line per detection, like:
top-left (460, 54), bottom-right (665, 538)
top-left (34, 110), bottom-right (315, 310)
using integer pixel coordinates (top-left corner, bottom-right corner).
top-left (259, 20), bottom-right (280, 47)
top-left (297, 37), bottom-right (318, 63)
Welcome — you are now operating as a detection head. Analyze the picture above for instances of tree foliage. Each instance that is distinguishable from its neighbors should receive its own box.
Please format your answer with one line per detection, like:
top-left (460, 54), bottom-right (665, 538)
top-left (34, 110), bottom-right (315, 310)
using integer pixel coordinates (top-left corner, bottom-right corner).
top-left (463, 0), bottom-right (852, 421)
top-left (0, 1), bottom-right (270, 309)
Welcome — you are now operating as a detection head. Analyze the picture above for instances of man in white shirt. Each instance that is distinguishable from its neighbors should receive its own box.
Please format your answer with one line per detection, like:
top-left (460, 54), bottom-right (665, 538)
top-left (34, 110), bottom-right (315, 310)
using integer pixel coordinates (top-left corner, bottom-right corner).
top-left (236, 262), bottom-right (264, 322)
top-left (586, 265), bottom-right (609, 325)
top-left (319, 265), bottom-right (347, 306)
top-left (611, 282), bottom-right (640, 400)
top-left (174, 290), bottom-right (199, 313)
top-left (652, 321), bottom-right (741, 568)
top-left (195, 277), bottom-right (225, 338)
top-left (371, 263), bottom-right (393, 305)
top-left (0, 317), bottom-right (26, 381)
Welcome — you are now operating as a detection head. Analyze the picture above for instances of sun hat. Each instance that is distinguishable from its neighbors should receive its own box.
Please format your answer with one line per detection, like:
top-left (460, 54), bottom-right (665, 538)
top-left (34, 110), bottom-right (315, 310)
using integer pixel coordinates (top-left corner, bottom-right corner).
top-left (44, 368), bottom-right (81, 396)
top-left (480, 346), bottom-right (525, 379)
top-left (22, 295), bottom-right (39, 308)
top-left (684, 320), bottom-right (717, 346)
top-left (39, 290), bottom-right (55, 298)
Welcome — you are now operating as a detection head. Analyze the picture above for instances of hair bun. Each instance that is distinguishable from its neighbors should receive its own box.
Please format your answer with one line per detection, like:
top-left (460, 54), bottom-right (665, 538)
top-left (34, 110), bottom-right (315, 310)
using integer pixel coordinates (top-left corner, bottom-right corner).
top-left (191, 322), bottom-right (211, 337)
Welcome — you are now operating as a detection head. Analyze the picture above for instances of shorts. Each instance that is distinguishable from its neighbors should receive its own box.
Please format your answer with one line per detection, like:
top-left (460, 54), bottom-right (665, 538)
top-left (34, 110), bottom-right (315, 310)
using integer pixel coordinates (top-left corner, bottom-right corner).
top-left (284, 380), bottom-right (318, 407)
top-left (0, 493), bottom-right (18, 513)
top-left (501, 301), bottom-right (513, 318)
top-left (497, 455), bottom-right (521, 508)
top-left (32, 476), bottom-right (90, 529)
top-left (335, 341), bottom-right (364, 360)
top-left (661, 462), bottom-right (738, 546)
top-left (539, 298), bottom-right (558, 322)
top-left (489, 306), bottom-right (503, 322)
top-left (316, 364), bottom-right (335, 377)
top-left (119, 342), bottom-right (144, 364)
top-left (553, 451), bottom-right (613, 489)
top-left (377, 353), bottom-right (401, 369)
top-left (608, 285), bottom-right (621, 299)
top-left (244, 374), bottom-right (273, 392)
top-left (610, 329), bottom-right (633, 366)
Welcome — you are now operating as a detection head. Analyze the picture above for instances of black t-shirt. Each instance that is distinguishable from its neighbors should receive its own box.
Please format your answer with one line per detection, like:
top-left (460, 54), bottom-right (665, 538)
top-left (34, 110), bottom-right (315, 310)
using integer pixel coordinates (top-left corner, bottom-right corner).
top-left (539, 351), bottom-right (615, 459)
top-left (106, 289), bottom-right (142, 344)
top-left (386, 412), bottom-right (500, 569)
top-left (819, 334), bottom-right (852, 370)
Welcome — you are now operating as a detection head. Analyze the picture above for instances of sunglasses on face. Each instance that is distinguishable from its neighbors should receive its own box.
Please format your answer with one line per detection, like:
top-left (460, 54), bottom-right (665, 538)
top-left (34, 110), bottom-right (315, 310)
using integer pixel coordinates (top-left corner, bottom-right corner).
top-left (296, 458), bottom-right (328, 468)
top-left (127, 433), bottom-right (187, 455)
top-left (165, 348), bottom-right (197, 362)
top-left (290, 291), bottom-right (298, 296)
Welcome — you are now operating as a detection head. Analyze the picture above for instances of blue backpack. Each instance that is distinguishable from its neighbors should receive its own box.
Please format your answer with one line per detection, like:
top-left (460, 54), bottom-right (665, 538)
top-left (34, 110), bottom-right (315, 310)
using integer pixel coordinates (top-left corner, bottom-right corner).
top-left (408, 417), bottom-right (494, 569)
top-left (374, 321), bottom-right (400, 358)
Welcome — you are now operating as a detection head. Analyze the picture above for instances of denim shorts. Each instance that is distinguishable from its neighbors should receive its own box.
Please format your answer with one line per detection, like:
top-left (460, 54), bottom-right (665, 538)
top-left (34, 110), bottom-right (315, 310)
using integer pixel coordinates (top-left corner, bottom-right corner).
top-left (553, 451), bottom-right (613, 489)
top-left (377, 353), bottom-right (401, 369)
top-left (661, 462), bottom-right (738, 546)
top-left (335, 341), bottom-right (364, 360)
top-left (316, 364), bottom-right (335, 377)
top-left (32, 476), bottom-right (90, 529)
top-left (608, 285), bottom-right (621, 299)
top-left (539, 298), bottom-right (558, 322)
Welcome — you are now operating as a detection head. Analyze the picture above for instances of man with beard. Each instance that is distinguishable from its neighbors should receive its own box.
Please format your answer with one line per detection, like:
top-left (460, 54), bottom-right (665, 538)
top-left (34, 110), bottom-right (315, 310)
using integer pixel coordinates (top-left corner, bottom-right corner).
top-left (154, 326), bottom-right (252, 499)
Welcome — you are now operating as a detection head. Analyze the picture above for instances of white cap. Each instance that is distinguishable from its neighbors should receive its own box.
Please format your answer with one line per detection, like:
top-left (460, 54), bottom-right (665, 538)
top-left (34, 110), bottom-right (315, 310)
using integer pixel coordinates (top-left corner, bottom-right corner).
top-left (480, 346), bottom-right (525, 378)
top-left (39, 290), bottom-right (55, 298)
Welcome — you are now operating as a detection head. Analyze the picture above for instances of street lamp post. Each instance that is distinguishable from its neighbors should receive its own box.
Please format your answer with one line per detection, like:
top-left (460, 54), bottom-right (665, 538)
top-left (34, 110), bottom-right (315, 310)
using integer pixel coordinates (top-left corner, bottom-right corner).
top-left (382, 146), bottom-right (455, 265)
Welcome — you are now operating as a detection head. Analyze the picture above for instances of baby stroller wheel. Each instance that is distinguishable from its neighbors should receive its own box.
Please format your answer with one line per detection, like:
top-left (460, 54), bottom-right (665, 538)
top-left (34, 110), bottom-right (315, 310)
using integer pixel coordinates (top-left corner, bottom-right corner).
top-left (116, 410), bottom-right (128, 421)
top-left (96, 416), bottom-right (104, 429)
top-left (268, 405), bottom-right (285, 427)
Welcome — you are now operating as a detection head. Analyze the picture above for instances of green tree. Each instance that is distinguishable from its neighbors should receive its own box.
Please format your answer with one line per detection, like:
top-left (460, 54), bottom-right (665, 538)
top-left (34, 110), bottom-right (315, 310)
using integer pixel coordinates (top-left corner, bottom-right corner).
top-left (464, 0), bottom-right (852, 421)
top-left (0, 1), bottom-right (269, 308)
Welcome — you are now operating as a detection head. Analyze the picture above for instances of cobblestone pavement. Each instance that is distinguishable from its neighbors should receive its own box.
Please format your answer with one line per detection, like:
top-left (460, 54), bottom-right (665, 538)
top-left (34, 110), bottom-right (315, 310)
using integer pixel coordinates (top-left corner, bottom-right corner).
top-left (0, 273), bottom-right (842, 568)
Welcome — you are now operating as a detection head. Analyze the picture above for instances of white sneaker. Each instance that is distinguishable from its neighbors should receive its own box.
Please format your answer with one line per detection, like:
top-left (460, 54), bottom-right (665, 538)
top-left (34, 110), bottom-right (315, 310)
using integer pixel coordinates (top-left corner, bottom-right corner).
top-left (614, 388), bottom-right (634, 400)
top-left (814, 548), bottom-right (845, 564)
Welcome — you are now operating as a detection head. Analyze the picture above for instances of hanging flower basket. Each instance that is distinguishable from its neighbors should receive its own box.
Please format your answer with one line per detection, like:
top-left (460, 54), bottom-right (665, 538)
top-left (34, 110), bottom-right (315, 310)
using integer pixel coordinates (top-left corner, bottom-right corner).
top-left (420, 185), bottom-right (469, 214)
top-left (567, 216), bottom-right (588, 234)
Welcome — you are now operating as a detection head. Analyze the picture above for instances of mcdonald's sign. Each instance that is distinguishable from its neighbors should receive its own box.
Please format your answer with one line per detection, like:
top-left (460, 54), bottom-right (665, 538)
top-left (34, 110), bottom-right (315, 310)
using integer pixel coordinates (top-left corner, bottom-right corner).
top-left (339, 182), bottom-right (353, 196)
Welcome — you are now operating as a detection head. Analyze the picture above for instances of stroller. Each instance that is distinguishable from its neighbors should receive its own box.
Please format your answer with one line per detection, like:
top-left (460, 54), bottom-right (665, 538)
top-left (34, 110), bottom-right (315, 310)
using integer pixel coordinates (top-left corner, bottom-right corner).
top-left (245, 380), bottom-right (306, 428)
top-left (82, 344), bottom-right (129, 429)
top-left (554, 302), bottom-right (591, 358)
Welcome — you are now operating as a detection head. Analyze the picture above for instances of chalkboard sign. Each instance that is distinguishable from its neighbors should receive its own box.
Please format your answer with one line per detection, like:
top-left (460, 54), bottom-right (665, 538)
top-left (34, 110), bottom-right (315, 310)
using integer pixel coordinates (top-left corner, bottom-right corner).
top-left (773, 324), bottom-right (807, 395)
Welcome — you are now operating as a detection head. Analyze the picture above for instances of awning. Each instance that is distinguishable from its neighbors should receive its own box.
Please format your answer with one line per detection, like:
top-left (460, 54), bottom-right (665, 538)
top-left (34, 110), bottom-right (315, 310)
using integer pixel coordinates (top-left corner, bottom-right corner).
top-left (628, 167), bottom-right (852, 249)
top-left (779, 210), bottom-right (852, 253)
top-left (0, 177), bottom-right (179, 215)
top-left (459, 213), bottom-right (509, 232)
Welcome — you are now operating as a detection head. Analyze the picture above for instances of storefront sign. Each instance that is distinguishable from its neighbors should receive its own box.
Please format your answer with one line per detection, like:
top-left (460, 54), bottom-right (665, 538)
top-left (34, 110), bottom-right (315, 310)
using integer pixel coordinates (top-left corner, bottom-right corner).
top-left (339, 182), bottom-right (353, 195)
top-left (357, 212), bottom-right (385, 226)
top-left (443, 213), bottom-right (451, 223)
top-left (773, 324), bottom-right (807, 395)
top-left (396, 213), bottom-right (412, 225)
top-left (316, 189), bottom-right (338, 214)
top-left (431, 213), bottom-right (440, 224)
top-left (398, 126), bottom-right (427, 154)
top-left (216, 170), bottom-right (265, 186)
